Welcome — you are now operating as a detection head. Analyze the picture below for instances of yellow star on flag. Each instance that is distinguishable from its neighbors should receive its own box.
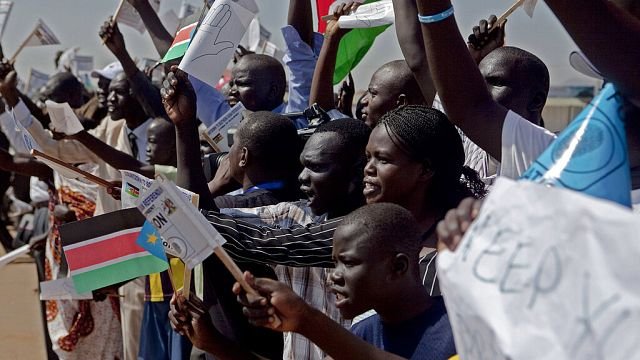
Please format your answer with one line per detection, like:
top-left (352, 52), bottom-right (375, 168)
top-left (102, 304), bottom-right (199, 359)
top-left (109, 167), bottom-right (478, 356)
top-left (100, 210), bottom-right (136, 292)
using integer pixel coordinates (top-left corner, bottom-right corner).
top-left (147, 233), bottom-right (159, 244)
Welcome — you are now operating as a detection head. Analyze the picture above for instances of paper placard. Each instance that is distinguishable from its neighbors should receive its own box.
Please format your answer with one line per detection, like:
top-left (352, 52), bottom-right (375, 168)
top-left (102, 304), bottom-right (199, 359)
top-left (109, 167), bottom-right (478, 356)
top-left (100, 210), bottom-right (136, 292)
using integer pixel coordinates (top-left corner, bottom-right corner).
top-left (120, 170), bottom-right (199, 209)
top-left (203, 102), bottom-right (245, 152)
top-left (438, 178), bottom-right (640, 359)
top-left (337, 0), bottom-right (394, 29)
top-left (179, 0), bottom-right (258, 89)
top-left (135, 176), bottom-right (223, 269)
top-left (45, 101), bottom-right (84, 135)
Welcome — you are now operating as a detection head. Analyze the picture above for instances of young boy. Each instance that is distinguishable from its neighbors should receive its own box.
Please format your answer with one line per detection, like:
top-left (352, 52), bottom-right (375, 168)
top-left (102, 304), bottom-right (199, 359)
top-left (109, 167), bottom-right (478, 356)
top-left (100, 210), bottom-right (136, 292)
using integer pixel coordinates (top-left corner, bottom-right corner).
top-left (224, 203), bottom-right (455, 360)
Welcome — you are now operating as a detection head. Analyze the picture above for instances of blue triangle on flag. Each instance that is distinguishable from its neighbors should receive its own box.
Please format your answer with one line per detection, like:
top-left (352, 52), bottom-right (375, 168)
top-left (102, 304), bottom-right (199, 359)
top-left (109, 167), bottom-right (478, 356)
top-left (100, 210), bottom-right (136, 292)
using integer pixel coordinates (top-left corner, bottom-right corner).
top-left (136, 221), bottom-right (168, 261)
top-left (521, 83), bottom-right (632, 207)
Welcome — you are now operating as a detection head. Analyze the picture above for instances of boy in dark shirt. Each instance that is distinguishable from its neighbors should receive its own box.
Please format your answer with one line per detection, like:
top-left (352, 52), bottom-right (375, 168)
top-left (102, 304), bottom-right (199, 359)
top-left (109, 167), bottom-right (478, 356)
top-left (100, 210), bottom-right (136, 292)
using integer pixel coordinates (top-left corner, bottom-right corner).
top-left (232, 203), bottom-right (457, 360)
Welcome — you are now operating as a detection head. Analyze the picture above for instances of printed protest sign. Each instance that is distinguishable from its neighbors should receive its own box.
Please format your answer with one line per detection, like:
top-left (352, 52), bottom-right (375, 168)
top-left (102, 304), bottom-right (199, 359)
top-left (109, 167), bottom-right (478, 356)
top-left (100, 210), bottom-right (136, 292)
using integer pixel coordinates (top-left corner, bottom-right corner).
top-left (120, 170), bottom-right (198, 209)
top-left (135, 176), bottom-right (223, 269)
top-left (202, 102), bottom-right (245, 152)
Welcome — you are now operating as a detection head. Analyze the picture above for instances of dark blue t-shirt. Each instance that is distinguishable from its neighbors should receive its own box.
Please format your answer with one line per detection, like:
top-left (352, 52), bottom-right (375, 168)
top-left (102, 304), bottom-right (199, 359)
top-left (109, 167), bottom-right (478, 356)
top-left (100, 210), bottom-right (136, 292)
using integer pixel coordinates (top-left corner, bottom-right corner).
top-left (350, 297), bottom-right (456, 360)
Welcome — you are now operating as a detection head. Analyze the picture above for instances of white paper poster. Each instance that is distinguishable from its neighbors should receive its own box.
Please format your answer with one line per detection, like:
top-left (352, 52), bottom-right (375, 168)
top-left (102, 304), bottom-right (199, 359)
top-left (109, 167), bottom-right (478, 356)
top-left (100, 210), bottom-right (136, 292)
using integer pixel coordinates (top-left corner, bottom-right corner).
top-left (437, 178), bottom-right (640, 360)
top-left (337, 0), bottom-right (394, 29)
top-left (204, 102), bottom-right (245, 152)
top-left (45, 101), bottom-right (84, 135)
top-left (136, 177), bottom-right (224, 269)
top-left (179, 0), bottom-right (258, 89)
top-left (120, 170), bottom-right (198, 209)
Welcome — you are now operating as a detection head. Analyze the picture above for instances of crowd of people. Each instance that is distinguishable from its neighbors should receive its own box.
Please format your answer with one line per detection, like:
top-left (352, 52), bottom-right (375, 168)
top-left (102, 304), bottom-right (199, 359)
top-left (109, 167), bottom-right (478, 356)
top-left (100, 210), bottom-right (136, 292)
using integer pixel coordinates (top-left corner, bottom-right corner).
top-left (0, 0), bottom-right (638, 359)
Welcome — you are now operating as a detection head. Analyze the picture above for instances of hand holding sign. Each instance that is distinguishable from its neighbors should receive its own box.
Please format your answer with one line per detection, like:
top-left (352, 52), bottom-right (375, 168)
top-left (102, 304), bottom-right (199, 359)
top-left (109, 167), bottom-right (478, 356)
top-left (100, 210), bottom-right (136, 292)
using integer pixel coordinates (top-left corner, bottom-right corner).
top-left (161, 66), bottom-right (198, 128)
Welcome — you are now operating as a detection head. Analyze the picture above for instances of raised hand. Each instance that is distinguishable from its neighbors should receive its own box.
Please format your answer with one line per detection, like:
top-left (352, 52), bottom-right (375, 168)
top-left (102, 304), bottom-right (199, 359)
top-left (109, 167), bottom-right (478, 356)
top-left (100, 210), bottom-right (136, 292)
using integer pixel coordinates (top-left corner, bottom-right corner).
top-left (467, 15), bottom-right (506, 64)
top-left (99, 18), bottom-right (127, 58)
top-left (337, 72), bottom-right (355, 117)
top-left (191, 4), bottom-right (234, 60)
top-left (325, 1), bottom-right (360, 39)
top-left (161, 66), bottom-right (197, 128)
top-left (233, 271), bottom-right (311, 333)
top-left (169, 290), bottom-right (216, 350)
top-left (436, 197), bottom-right (483, 252)
top-left (0, 65), bottom-right (19, 107)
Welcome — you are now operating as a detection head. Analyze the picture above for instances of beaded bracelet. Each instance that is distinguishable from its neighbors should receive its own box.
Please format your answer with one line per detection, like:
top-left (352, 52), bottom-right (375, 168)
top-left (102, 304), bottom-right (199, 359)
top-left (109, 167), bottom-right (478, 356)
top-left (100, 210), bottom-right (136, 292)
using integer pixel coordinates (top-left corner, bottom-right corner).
top-left (418, 6), bottom-right (454, 24)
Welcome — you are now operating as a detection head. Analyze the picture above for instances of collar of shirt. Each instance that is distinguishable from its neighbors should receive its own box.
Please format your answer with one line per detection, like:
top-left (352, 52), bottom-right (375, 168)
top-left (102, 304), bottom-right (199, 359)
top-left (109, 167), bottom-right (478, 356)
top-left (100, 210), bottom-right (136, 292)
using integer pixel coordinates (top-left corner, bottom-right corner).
top-left (272, 102), bottom-right (286, 114)
top-left (126, 118), bottom-right (153, 163)
top-left (244, 181), bottom-right (287, 194)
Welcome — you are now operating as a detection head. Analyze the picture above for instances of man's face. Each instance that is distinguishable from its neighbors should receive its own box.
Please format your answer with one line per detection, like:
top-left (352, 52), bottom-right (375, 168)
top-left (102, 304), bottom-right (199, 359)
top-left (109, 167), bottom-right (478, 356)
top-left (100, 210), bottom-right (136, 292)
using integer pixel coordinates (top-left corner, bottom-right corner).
top-left (479, 53), bottom-right (528, 116)
top-left (96, 76), bottom-right (111, 110)
top-left (146, 121), bottom-right (175, 165)
top-left (363, 125), bottom-right (426, 206)
top-left (329, 224), bottom-right (387, 319)
top-left (298, 133), bottom-right (353, 216)
top-left (360, 68), bottom-right (400, 128)
top-left (106, 75), bottom-right (131, 120)
top-left (227, 59), bottom-right (272, 111)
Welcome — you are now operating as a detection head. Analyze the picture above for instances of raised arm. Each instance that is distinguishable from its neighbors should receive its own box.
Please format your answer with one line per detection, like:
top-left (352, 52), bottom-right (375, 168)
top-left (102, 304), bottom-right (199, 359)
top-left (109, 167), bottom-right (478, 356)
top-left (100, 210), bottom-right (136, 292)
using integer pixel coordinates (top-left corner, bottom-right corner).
top-left (392, 0), bottom-right (435, 104)
top-left (70, 130), bottom-right (153, 177)
top-left (161, 67), bottom-right (216, 210)
top-left (204, 210), bottom-right (339, 267)
top-left (234, 275), bottom-right (406, 360)
top-left (416, 0), bottom-right (507, 159)
top-left (288, 0), bottom-right (314, 47)
top-left (127, 0), bottom-right (174, 57)
top-left (308, 3), bottom-right (354, 110)
top-left (100, 20), bottom-right (168, 120)
top-left (0, 150), bottom-right (52, 179)
top-left (543, 0), bottom-right (640, 100)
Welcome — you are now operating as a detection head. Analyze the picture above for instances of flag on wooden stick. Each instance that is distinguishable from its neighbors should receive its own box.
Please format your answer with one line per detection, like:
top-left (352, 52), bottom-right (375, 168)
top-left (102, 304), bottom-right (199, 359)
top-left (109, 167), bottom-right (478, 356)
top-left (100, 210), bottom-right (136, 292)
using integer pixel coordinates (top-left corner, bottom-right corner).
top-left (0, 1), bottom-right (13, 40)
top-left (60, 208), bottom-right (169, 294)
top-left (24, 19), bottom-right (60, 46)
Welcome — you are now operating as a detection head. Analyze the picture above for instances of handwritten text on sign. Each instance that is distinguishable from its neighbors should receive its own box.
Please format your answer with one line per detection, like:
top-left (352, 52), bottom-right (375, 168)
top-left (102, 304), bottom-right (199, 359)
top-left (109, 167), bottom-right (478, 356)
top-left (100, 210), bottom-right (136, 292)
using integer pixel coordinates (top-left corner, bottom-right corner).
top-left (437, 178), bottom-right (640, 360)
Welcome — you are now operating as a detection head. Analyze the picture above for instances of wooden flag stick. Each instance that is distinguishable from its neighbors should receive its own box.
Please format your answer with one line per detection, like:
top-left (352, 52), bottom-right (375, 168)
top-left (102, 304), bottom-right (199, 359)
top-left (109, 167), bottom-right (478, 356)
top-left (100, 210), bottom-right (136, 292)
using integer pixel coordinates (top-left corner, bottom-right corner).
top-left (201, 131), bottom-right (223, 153)
top-left (213, 246), bottom-right (282, 327)
top-left (30, 149), bottom-right (113, 188)
top-left (166, 261), bottom-right (177, 293)
top-left (113, 0), bottom-right (126, 23)
top-left (182, 267), bottom-right (192, 299)
top-left (10, 27), bottom-right (35, 63)
top-left (490, 0), bottom-right (526, 33)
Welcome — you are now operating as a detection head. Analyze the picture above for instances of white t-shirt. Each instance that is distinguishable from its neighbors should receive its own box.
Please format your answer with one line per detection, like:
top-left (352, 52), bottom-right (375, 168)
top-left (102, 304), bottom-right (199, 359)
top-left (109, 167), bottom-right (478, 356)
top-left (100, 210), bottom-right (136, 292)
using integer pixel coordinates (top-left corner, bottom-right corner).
top-left (632, 189), bottom-right (640, 213)
top-left (432, 95), bottom-right (555, 182)
top-left (497, 111), bottom-right (556, 179)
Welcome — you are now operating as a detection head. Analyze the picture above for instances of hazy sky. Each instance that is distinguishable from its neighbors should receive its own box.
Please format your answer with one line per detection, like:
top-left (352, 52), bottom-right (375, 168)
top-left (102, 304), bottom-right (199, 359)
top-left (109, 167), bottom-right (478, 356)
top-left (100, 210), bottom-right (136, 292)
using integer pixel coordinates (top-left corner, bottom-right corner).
top-left (4, 0), bottom-right (596, 90)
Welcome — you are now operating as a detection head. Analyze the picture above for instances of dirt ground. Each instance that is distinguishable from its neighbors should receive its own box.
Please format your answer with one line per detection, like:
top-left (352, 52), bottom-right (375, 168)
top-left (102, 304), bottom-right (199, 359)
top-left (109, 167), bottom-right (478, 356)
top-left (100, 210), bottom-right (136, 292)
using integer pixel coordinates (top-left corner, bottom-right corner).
top-left (0, 246), bottom-right (47, 359)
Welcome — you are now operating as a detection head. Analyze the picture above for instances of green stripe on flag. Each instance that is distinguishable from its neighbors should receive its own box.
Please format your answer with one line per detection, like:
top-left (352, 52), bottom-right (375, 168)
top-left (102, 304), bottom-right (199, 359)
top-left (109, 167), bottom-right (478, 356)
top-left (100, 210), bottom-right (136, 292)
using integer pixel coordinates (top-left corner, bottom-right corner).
top-left (333, 0), bottom-right (390, 85)
top-left (162, 42), bottom-right (190, 63)
top-left (71, 255), bottom-right (168, 294)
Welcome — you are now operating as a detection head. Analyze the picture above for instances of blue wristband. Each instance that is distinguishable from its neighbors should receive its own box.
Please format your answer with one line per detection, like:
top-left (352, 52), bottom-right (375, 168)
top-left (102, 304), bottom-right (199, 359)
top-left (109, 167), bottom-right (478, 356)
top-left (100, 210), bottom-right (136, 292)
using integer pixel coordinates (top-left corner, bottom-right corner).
top-left (418, 6), bottom-right (454, 24)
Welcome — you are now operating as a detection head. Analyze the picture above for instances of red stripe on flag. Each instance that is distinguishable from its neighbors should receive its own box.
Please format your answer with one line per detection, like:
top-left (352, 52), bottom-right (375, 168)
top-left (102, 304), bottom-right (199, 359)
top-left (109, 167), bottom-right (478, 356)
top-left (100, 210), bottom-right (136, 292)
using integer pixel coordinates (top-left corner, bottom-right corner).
top-left (316, 0), bottom-right (333, 33)
top-left (64, 231), bottom-right (145, 270)
top-left (172, 23), bottom-right (197, 44)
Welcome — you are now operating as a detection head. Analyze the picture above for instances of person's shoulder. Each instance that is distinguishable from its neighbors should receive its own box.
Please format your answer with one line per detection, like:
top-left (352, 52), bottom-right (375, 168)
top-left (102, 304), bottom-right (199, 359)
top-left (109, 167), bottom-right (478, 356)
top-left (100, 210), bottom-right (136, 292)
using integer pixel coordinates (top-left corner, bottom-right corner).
top-left (350, 312), bottom-right (381, 337)
top-left (504, 111), bottom-right (556, 141)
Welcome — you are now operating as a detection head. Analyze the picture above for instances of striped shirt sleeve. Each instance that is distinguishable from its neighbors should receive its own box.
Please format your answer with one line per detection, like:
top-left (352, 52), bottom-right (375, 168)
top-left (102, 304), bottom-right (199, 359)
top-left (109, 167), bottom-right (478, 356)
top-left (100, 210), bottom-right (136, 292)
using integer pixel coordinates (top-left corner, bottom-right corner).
top-left (203, 210), bottom-right (342, 268)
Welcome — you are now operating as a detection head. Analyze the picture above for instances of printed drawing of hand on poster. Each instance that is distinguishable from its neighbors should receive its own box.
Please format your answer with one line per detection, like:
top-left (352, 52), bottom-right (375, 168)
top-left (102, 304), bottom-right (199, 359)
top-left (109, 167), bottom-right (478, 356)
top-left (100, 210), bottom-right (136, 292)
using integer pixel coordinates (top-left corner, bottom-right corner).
top-left (179, 0), bottom-right (258, 89)
top-left (338, 0), bottom-right (394, 29)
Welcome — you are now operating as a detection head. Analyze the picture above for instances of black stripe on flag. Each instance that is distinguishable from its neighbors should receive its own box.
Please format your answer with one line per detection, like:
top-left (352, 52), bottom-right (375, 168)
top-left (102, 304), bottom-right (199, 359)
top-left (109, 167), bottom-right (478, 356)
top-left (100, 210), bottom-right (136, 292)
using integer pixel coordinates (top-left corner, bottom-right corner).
top-left (59, 208), bottom-right (146, 247)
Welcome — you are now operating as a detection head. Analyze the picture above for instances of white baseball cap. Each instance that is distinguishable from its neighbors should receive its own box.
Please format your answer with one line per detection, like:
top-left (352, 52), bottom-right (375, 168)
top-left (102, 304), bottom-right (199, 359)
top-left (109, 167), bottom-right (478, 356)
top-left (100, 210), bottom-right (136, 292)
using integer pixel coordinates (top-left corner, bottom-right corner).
top-left (91, 61), bottom-right (124, 80)
top-left (569, 51), bottom-right (603, 80)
